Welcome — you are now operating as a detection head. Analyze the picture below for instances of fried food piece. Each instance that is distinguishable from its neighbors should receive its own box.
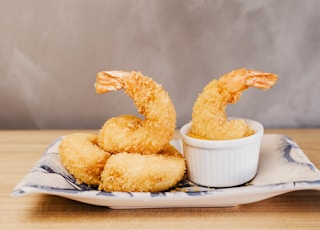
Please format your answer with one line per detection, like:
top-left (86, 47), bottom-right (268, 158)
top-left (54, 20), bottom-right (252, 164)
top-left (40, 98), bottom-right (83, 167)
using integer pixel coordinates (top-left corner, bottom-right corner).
top-left (99, 144), bottom-right (186, 192)
top-left (59, 133), bottom-right (111, 186)
top-left (95, 71), bottom-right (176, 154)
top-left (190, 68), bottom-right (278, 140)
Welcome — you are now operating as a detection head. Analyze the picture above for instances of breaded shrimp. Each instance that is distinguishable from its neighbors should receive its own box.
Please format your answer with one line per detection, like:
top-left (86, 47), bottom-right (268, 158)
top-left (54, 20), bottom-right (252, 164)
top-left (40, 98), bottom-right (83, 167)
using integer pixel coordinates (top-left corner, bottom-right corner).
top-left (99, 144), bottom-right (186, 192)
top-left (95, 71), bottom-right (176, 154)
top-left (59, 133), bottom-right (111, 186)
top-left (190, 68), bottom-right (278, 140)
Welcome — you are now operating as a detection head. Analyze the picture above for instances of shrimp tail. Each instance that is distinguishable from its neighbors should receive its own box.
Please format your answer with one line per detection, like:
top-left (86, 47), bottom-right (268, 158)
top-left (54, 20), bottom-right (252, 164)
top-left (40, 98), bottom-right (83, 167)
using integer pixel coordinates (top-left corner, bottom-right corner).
top-left (245, 70), bottom-right (278, 90)
top-left (95, 71), bottom-right (127, 93)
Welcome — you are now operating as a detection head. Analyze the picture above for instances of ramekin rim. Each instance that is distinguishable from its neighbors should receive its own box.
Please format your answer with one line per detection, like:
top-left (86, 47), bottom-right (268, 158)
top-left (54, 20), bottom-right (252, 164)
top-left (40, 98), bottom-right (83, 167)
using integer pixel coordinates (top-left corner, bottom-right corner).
top-left (180, 118), bottom-right (264, 148)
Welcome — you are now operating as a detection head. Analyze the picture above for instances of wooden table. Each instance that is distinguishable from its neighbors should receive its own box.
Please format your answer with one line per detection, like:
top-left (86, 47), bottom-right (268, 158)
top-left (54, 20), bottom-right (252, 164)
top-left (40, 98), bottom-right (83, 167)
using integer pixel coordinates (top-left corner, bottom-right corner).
top-left (1, 129), bottom-right (320, 229)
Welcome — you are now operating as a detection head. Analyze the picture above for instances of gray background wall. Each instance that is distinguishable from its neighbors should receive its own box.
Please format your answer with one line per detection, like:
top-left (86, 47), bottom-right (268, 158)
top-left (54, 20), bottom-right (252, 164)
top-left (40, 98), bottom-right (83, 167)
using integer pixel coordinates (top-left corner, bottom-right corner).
top-left (1, 0), bottom-right (320, 129)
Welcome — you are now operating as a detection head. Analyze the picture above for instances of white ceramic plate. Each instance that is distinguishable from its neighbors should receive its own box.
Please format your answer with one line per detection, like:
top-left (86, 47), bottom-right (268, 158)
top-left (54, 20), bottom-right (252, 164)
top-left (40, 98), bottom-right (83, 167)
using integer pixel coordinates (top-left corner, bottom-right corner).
top-left (11, 134), bottom-right (320, 209)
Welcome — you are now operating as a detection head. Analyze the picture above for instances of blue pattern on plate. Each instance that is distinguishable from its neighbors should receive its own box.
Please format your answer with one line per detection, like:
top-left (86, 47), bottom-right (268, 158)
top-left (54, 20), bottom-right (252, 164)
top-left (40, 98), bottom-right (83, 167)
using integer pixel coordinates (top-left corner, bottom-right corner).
top-left (281, 135), bottom-right (316, 170)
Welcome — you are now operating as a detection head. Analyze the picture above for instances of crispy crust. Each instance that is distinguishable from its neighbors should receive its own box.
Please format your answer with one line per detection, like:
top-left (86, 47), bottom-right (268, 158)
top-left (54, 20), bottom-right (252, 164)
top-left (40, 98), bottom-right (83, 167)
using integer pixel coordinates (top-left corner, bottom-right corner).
top-left (99, 144), bottom-right (186, 192)
top-left (59, 133), bottom-right (111, 186)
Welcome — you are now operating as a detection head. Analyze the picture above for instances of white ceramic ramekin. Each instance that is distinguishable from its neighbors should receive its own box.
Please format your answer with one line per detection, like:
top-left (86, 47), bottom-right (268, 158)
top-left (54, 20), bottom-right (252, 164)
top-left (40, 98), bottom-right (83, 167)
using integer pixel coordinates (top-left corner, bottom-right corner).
top-left (180, 118), bottom-right (264, 188)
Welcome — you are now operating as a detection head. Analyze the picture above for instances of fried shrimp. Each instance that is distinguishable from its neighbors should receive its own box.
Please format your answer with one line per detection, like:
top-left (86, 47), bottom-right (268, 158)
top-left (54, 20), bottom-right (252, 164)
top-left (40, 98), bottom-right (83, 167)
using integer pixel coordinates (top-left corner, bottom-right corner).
top-left (190, 68), bottom-right (278, 140)
top-left (95, 71), bottom-right (176, 154)
top-left (59, 133), bottom-right (111, 186)
top-left (99, 144), bottom-right (186, 192)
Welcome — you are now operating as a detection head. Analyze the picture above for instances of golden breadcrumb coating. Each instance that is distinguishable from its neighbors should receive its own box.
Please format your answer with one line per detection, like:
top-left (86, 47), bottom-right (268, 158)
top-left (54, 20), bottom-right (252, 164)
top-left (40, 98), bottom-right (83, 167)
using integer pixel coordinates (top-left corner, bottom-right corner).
top-left (99, 144), bottom-right (186, 192)
top-left (59, 133), bottom-right (110, 186)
